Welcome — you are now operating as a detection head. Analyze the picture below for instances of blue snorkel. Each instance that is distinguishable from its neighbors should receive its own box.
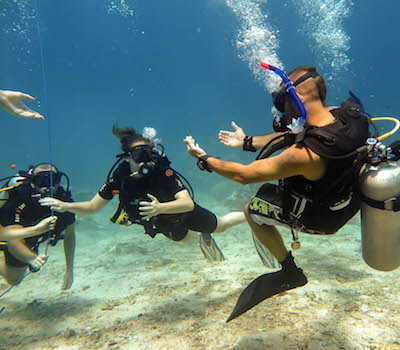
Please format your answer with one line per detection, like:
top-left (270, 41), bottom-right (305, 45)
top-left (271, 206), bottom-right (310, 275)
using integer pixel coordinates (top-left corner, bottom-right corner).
top-left (260, 62), bottom-right (307, 134)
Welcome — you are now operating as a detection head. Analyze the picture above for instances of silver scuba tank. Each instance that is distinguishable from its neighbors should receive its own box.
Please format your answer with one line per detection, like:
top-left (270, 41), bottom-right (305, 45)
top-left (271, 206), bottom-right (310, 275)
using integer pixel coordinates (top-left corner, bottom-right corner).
top-left (359, 139), bottom-right (400, 271)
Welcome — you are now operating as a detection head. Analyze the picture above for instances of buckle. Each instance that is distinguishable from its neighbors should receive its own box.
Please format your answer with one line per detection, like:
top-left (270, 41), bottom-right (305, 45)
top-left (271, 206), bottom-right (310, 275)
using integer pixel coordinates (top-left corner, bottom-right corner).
top-left (384, 197), bottom-right (400, 212)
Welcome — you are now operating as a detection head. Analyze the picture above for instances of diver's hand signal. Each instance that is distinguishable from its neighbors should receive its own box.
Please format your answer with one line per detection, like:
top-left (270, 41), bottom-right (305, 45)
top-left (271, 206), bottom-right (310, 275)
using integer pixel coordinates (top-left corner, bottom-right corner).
top-left (219, 121), bottom-right (246, 148)
top-left (39, 197), bottom-right (67, 212)
top-left (139, 193), bottom-right (163, 220)
top-left (183, 135), bottom-right (207, 158)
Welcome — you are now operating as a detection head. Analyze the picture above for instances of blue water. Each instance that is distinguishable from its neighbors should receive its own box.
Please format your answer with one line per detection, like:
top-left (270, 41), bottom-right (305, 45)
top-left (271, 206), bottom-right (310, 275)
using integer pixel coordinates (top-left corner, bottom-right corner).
top-left (0, 0), bottom-right (399, 191)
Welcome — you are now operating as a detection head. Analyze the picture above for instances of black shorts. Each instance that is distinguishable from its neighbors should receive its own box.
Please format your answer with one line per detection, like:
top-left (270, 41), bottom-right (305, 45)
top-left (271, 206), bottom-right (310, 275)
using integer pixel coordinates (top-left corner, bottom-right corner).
top-left (156, 203), bottom-right (218, 241)
top-left (248, 183), bottom-right (359, 234)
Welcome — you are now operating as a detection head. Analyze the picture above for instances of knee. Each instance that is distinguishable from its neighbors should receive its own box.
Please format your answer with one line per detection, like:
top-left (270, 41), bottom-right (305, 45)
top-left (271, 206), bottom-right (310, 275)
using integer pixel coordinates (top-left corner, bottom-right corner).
top-left (243, 202), bottom-right (249, 214)
top-left (4, 274), bottom-right (22, 285)
top-left (2, 268), bottom-right (26, 285)
top-left (244, 202), bottom-right (252, 221)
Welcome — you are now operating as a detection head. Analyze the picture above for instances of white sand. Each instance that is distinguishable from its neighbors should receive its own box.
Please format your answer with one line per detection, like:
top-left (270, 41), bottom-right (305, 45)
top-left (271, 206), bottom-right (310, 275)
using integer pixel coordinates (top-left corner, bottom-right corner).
top-left (1, 195), bottom-right (400, 350)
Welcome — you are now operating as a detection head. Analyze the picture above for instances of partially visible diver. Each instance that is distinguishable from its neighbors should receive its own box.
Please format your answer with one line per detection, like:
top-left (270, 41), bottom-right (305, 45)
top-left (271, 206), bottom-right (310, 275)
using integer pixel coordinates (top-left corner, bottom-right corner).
top-left (0, 89), bottom-right (44, 119)
top-left (185, 65), bottom-right (373, 321)
top-left (40, 124), bottom-right (246, 261)
top-left (0, 163), bottom-right (76, 290)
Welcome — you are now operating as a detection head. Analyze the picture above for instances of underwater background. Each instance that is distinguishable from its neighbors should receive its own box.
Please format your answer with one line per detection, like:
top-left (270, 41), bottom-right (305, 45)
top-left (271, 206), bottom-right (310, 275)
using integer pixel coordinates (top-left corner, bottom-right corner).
top-left (1, 1), bottom-right (400, 349)
top-left (1, 0), bottom-right (399, 194)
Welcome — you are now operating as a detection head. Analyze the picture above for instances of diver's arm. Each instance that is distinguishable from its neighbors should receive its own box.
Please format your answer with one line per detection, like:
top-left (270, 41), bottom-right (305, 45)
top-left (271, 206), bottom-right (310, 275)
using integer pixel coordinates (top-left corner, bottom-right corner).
top-left (162, 189), bottom-right (195, 213)
top-left (0, 217), bottom-right (56, 241)
top-left (206, 145), bottom-right (327, 185)
top-left (61, 223), bottom-right (75, 290)
top-left (251, 133), bottom-right (286, 150)
top-left (40, 194), bottom-right (109, 215)
top-left (139, 189), bottom-right (194, 220)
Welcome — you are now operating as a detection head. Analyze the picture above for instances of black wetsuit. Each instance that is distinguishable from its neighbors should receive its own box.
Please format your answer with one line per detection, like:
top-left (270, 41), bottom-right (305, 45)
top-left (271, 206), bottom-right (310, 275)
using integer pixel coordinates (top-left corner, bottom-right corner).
top-left (99, 162), bottom-right (217, 241)
top-left (1, 184), bottom-right (75, 268)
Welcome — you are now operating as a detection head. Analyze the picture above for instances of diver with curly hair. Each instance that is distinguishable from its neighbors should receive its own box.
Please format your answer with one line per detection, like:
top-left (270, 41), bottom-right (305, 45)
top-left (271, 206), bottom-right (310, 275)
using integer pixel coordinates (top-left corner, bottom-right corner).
top-left (40, 124), bottom-right (245, 261)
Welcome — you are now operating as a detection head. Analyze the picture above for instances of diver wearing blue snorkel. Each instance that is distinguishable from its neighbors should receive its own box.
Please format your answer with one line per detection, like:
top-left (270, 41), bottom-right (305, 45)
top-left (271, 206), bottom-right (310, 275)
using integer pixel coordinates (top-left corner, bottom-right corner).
top-left (184, 64), bottom-right (372, 321)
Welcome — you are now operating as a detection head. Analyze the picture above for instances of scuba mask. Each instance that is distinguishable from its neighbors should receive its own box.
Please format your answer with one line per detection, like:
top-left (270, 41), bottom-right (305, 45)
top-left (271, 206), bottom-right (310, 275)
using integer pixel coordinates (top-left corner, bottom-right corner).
top-left (271, 70), bottom-right (320, 113)
top-left (27, 163), bottom-right (70, 191)
top-left (31, 171), bottom-right (62, 188)
top-left (108, 143), bottom-right (171, 182)
top-left (116, 144), bottom-right (159, 177)
top-left (125, 144), bottom-right (153, 164)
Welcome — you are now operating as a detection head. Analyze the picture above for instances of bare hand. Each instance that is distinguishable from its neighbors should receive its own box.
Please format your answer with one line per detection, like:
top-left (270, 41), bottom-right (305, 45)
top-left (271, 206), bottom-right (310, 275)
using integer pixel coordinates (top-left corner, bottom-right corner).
top-left (183, 135), bottom-right (207, 159)
top-left (218, 121), bottom-right (246, 148)
top-left (35, 216), bottom-right (58, 235)
top-left (39, 197), bottom-right (68, 212)
top-left (139, 193), bottom-right (163, 220)
top-left (0, 90), bottom-right (44, 119)
top-left (61, 270), bottom-right (74, 290)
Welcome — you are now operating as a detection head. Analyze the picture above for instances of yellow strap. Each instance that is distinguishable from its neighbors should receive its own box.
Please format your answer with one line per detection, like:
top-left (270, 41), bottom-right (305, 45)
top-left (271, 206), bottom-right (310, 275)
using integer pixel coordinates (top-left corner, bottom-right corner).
top-left (0, 185), bottom-right (18, 193)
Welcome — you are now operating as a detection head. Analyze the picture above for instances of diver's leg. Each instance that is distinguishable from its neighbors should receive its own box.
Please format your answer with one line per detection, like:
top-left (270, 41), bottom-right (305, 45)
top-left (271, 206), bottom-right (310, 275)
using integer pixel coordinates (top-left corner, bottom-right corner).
top-left (0, 264), bottom-right (27, 285)
top-left (179, 230), bottom-right (196, 243)
top-left (213, 211), bottom-right (246, 233)
top-left (226, 202), bottom-right (308, 322)
top-left (244, 202), bottom-right (288, 262)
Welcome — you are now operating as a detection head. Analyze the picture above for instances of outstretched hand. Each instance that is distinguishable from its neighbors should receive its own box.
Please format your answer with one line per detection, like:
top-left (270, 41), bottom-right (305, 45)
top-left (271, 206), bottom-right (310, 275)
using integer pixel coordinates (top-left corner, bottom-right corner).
top-left (39, 197), bottom-right (68, 212)
top-left (183, 135), bottom-right (207, 159)
top-left (218, 121), bottom-right (246, 148)
top-left (139, 193), bottom-right (163, 220)
top-left (0, 90), bottom-right (44, 119)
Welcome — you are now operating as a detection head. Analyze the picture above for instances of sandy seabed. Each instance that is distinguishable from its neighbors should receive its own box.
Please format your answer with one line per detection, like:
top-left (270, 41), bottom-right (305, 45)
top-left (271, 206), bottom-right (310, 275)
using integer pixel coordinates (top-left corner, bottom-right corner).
top-left (1, 194), bottom-right (400, 350)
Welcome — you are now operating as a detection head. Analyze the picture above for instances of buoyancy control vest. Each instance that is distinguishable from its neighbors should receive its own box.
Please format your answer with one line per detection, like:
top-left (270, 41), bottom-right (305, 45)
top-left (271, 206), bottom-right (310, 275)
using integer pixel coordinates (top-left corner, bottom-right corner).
top-left (0, 180), bottom-right (75, 247)
top-left (258, 96), bottom-right (371, 234)
top-left (109, 159), bottom-right (194, 239)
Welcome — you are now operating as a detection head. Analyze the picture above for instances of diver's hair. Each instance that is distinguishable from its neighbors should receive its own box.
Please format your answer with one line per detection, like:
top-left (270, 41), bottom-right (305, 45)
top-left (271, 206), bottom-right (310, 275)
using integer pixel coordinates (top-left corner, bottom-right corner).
top-left (289, 66), bottom-right (327, 106)
top-left (112, 122), bottom-right (153, 153)
top-left (32, 163), bottom-right (58, 175)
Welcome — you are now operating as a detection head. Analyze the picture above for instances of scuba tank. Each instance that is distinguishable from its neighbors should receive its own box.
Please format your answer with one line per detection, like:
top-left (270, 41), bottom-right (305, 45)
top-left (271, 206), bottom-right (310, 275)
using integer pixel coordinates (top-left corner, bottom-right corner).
top-left (358, 138), bottom-right (400, 271)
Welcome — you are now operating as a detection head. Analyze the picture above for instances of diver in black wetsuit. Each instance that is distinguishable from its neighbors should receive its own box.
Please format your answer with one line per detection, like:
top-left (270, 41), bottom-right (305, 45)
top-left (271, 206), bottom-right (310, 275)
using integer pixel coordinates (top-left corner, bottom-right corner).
top-left (0, 163), bottom-right (76, 290)
top-left (40, 124), bottom-right (245, 261)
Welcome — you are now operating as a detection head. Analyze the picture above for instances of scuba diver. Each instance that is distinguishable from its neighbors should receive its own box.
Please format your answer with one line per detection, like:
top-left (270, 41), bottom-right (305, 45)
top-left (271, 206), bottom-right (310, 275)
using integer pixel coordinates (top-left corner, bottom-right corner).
top-left (184, 64), bottom-right (380, 321)
top-left (0, 163), bottom-right (76, 290)
top-left (40, 124), bottom-right (245, 262)
top-left (0, 182), bottom-right (55, 242)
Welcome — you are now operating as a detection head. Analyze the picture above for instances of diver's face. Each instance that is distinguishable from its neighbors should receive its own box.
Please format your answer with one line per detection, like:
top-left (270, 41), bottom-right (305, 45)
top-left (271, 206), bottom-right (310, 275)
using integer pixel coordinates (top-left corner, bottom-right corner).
top-left (31, 170), bottom-right (60, 193)
top-left (126, 141), bottom-right (150, 172)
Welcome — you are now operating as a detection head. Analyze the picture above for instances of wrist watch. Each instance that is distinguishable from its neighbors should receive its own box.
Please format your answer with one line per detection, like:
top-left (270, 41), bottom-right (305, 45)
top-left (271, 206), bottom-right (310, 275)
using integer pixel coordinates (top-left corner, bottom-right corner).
top-left (196, 155), bottom-right (212, 172)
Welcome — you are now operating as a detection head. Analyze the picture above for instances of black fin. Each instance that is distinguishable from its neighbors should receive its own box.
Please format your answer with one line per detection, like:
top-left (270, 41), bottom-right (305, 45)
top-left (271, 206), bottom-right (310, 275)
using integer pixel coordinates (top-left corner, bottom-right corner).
top-left (226, 268), bottom-right (307, 322)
